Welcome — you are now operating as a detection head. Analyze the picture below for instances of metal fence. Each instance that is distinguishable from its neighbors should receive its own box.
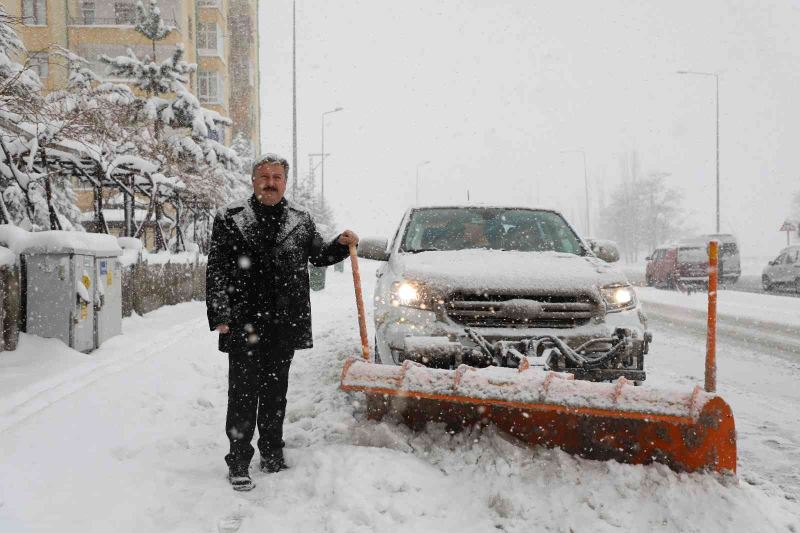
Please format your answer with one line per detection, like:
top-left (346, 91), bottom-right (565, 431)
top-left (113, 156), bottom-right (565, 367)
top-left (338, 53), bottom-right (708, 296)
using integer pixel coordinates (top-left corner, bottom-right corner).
top-left (121, 261), bottom-right (206, 317)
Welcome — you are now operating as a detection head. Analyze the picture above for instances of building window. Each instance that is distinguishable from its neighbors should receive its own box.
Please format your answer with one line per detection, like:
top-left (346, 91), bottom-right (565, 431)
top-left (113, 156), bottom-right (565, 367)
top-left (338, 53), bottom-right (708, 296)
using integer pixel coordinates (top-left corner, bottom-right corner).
top-left (198, 22), bottom-right (221, 54)
top-left (81, 1), bottom-right (96, 25)
top-left (22, 0), bottom-right (47, 25)
top-left (198, 71), bottom-right (221, 103)
top-left (29, 52), bottom-right (49, 79)
top-left (114, 2), bottom-right (136, 25)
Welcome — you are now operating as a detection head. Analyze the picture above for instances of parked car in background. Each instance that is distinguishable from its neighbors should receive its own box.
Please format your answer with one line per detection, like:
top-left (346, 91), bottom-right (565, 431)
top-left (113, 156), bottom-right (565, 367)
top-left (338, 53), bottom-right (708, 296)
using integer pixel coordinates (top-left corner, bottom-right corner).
top-left (645, 243), bottom-right (709, 289)
top-left (686, 234), bottom-right (741, 285)
top-left (762, 245), bottom-right (800, 292)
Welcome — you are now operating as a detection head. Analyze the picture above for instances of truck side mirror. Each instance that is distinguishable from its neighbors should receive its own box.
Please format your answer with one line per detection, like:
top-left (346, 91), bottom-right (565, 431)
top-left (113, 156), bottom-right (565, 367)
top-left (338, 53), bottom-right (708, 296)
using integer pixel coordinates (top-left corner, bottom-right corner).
top-left (358, 238), bottom-right (391, 261)
top-left (589, 239), bottom-right (620, 263)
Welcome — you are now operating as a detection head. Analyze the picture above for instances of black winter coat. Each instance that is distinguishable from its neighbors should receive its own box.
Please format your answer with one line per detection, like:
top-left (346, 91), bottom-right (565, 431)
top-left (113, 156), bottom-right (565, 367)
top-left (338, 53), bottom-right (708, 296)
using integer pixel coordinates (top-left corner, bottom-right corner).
top-left (206, 197), bottom-right (350, 353)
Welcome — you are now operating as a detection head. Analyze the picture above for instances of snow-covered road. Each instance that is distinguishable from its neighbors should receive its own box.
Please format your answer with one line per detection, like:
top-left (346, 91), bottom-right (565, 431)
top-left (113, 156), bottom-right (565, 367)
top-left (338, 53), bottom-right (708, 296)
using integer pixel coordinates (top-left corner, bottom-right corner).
top-left (1, 262), bottom-right (799, 532)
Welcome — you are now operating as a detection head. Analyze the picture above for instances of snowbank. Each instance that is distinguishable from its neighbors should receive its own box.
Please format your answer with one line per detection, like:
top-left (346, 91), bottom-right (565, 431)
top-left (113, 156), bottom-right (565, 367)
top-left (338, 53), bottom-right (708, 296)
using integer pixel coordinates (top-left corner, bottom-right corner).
top-left (116, 238), bottom-right (204, 266)
top-left (638, 287), bottom-right (800, 329)
top-left (143, 250), bottom-right (201, 265)
top-left (116, 237), bottom-right (143, 267)
top-left (0, 224), bottom-right (121, 256)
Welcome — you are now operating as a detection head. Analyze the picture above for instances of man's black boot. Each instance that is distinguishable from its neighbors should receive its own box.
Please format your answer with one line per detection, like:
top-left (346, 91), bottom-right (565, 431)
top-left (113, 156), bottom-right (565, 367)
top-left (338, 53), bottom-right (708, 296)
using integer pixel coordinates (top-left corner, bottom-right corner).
top-left (260, 449), bottom-right (289, 473)
top-left (228, 463), bottom-right (255, 491)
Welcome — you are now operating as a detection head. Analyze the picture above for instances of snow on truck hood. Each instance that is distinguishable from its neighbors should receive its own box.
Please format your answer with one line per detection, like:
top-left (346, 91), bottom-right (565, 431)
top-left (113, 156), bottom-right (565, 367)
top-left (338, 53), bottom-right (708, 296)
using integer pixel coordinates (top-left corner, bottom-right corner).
top-left (395, 249), bottom-right (627, 292)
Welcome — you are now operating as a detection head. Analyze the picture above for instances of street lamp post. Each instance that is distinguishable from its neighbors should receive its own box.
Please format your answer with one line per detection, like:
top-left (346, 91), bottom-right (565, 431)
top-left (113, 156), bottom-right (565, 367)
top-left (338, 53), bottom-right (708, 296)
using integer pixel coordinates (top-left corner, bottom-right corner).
top-left (561, 149), bottom-right (591, 236)
top-left (292, 0), bottom-right (297, 196)
top-left (677, 70), bottom-right (720, 233)
top-left (320, 107), bottom-right (343, 204)
top-left (415, 160), bottom-right (431, 204)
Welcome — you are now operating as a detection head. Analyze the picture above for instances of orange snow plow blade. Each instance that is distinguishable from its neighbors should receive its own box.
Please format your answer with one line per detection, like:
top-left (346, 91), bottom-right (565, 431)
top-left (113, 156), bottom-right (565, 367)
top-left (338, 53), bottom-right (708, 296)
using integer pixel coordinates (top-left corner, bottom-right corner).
top-left (341, 243), bottom-right (736, 474)
top-left (341, 360), bottom-right (736, 473)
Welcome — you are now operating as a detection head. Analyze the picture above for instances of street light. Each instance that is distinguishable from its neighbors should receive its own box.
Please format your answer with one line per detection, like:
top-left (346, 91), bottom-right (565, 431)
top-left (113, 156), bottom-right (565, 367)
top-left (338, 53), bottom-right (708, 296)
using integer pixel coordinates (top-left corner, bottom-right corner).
top-left (291, 0), bottom-right (298, 197)
top-left (415, 160), bottom-right (431, 204)
top-left (320, 106), bottom-right (344, 204)
top-left (677, 70), bottom-right (720, 233)
top-left (561, 149), bottom-right (591, 236)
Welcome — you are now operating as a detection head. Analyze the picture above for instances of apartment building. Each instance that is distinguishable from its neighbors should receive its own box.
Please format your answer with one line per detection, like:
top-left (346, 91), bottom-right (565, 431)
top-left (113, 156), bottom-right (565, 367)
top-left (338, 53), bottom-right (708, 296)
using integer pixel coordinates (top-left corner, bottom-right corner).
top-left (3, 0), bottom-right (261, 247)
top-left (2, 0), bottom-right (261, 149)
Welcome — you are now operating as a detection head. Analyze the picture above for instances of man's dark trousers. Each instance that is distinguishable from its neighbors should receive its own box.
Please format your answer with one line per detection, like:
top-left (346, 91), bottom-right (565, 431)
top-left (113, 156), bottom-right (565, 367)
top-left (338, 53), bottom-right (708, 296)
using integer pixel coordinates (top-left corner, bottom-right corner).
top-left (225, 341), bottom-right (294, 467)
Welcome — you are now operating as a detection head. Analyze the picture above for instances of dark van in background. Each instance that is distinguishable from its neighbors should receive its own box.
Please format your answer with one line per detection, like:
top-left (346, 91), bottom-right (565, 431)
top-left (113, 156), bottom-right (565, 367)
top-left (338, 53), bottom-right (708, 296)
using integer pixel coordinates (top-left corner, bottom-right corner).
top-left (686, 234), bottom-right (741, 285)
top-left (645, 244), bottom-right (709, 289)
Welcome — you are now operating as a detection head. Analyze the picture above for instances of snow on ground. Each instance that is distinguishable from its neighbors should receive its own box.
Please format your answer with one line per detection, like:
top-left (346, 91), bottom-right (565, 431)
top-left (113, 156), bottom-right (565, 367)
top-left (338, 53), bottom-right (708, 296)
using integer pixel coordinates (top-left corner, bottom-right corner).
top-left (0, 261), bottom-right (798, 532)
top-left (637, 286), bottom-right (800, 329)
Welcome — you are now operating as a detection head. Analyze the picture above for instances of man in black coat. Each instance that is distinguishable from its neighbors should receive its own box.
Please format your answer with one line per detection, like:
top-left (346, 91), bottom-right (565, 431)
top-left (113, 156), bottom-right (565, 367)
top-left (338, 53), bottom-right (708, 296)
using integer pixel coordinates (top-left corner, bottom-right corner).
top-left (206, 153), bottom-right (358, 491)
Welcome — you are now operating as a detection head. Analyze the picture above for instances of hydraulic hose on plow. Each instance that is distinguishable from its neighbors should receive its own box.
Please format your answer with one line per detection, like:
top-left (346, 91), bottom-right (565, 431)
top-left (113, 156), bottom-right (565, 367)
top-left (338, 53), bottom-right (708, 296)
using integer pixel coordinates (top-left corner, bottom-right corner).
top-left (341, 242), bottom-right (736, 474)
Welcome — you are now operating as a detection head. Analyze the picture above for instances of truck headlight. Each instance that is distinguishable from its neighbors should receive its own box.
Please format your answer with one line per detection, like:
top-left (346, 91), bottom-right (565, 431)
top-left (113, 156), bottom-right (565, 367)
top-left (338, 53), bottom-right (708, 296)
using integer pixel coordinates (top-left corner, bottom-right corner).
top-left (600, 284), bottom-right (637, 312)
top-left (391, 280), bottom-right (436, 309)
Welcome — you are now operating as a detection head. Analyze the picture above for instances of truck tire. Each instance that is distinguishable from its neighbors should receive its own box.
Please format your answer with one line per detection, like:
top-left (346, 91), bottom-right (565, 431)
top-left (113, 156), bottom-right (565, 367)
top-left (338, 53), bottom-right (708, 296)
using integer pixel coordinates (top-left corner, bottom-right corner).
top-left (762, 275), bottom-right (773, 292)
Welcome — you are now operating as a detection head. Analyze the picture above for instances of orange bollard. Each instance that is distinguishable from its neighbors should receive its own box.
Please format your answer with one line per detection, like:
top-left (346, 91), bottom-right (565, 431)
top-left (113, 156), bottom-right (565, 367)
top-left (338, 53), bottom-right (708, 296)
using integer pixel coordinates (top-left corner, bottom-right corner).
top-left (706, 240), bottom-right (718, 393)
top-left (349, 244), bottom-right (370, 360)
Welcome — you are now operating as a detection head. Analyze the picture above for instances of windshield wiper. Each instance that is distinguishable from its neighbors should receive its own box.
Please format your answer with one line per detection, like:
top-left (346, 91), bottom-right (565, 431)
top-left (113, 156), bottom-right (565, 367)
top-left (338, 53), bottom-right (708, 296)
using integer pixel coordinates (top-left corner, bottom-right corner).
top-left (405, 248), bottom-right (440, 254)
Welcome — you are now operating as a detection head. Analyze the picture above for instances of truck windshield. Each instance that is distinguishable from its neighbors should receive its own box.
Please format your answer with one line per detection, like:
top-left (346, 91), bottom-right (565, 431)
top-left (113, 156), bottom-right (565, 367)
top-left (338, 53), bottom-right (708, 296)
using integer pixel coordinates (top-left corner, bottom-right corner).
top-left (400, 208), bottom-right (585, 255)
top-left (677, 247), bottom-right (706, 263)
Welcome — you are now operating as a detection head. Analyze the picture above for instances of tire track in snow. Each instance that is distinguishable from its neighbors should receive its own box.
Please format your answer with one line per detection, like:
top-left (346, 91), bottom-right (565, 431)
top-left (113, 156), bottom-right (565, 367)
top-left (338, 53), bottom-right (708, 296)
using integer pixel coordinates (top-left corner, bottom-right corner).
top-left (0, 316), bottom-right (206, 433)
top-left (645, 311), bottom-right (800, 504)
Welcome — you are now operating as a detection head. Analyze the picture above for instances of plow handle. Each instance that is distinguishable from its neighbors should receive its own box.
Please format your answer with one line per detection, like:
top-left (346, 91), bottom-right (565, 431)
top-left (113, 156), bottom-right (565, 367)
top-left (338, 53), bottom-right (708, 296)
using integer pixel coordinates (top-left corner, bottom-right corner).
top-left (349, 244), bottom-right (371, 361)
top-left (706, 240), bottom-right (718, 393)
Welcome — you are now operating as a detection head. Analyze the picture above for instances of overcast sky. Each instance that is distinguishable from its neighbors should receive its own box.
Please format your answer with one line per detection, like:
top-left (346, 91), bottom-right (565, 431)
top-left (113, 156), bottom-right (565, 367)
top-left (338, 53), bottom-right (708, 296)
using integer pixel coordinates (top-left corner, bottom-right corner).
top-left (259, 0), bottom-right (800, 258)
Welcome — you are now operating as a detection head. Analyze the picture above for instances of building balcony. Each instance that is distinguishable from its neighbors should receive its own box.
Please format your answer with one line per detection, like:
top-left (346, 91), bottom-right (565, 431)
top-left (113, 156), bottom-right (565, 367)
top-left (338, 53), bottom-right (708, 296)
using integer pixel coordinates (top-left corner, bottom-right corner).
top-left (68, 16), bottom-right (178, 27)
top-left (197, 0), bottom-right (223, 10)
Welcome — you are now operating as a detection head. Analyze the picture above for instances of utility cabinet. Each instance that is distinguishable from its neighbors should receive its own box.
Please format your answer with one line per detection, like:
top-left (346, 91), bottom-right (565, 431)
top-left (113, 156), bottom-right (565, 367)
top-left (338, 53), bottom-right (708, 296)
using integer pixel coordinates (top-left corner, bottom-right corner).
top-left (94, 254), bottom-right (122, 347)
top-left (22, 234), bottom-right (122, 353)
top-left (24, 252), bottom-right (97, 353)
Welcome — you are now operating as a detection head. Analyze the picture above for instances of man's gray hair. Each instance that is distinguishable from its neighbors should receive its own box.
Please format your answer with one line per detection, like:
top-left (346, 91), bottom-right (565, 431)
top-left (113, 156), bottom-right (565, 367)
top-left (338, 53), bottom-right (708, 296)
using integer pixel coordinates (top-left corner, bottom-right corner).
top-left (252, 153), bottom-right (290, 178)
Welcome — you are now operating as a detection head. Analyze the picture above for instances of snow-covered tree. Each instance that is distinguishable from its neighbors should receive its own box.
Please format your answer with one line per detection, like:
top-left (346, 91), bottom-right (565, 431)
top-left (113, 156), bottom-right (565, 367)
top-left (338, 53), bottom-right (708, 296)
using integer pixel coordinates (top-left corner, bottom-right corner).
top-left (97, 0), bottom-right (238, 249)
top-left (1, 8), bottom-right (44, 226)
top-left (597, 152), bottom-right (688, 262)
top-left (0, 6), bottom-right (41, 99)
top-left (289, 165), bottom-right (337, 239)
top-left (135, 0), bottom-right (174, 59)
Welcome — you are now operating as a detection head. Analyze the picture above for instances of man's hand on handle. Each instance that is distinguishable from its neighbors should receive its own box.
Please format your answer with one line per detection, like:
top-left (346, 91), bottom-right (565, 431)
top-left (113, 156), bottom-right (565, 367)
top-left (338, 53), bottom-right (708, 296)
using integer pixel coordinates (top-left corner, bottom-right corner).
top-left (338, 230), bottom-right (359, 247)
top-left (216, 324), bottom-right (230, 334)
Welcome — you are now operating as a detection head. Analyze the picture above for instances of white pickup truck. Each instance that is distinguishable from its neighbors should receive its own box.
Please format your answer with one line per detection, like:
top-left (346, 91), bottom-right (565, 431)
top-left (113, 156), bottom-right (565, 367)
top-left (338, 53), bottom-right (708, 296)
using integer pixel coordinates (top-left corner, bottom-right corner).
top-left (358, 205), bottom-right (651, 383)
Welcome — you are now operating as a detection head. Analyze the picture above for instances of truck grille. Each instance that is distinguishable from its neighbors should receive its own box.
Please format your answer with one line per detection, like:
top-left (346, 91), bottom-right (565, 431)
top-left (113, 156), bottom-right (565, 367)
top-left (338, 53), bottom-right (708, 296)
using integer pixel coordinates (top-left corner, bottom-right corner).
top-left (445, 292), bottom-right (599, 329)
